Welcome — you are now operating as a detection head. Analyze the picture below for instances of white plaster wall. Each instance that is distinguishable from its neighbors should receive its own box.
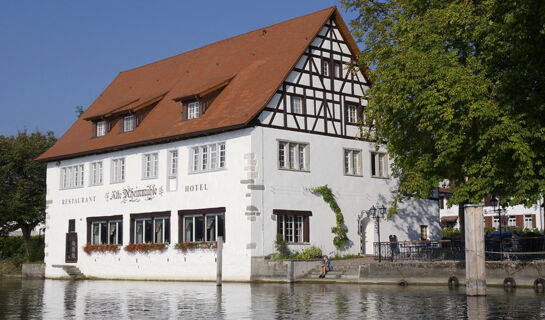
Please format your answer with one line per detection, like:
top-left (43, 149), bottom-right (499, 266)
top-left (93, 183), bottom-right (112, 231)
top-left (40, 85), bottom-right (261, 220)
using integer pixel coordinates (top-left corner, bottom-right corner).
top-left (44, 128), bottom-right (253, 281)
top-left (250, 126), bottom-right (439, 257)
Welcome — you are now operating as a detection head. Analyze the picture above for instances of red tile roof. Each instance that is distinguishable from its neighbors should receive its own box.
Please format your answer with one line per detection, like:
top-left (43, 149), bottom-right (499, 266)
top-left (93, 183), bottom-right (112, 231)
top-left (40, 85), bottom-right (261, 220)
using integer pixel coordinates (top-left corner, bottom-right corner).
top-left (37, 6), bottom-right (363, 162)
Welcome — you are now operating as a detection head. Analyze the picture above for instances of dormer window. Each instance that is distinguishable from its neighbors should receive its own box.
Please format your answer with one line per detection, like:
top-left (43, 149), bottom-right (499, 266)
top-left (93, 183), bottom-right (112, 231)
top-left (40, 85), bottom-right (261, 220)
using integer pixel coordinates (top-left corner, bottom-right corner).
top-left (96, 121), bottom-right (107, 137)
top-left (188, 101), bottom-right (200, 120)
top-left (123, 115), bottom-right (135, 132)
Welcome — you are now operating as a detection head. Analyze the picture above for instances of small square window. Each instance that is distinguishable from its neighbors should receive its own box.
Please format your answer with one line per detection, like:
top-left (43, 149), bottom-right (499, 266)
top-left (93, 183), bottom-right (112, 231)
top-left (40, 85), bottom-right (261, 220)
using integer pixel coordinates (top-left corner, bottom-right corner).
top-left (420, 225), bottom-right (428, 240)
top-left (188, 102), bottom-right (200, 120)
top-left (143, 153), bottom-right (158, 179)
top-left (96, 121), bottom-right (107, 137)
top-left (278, 141), bottom-right (309, 171)
top-left (371, 152), bottom-right (388, 178)
top-left (346, 104), bottom-right (358, 124)
top-left (344, 149), bottom-right (362, 176)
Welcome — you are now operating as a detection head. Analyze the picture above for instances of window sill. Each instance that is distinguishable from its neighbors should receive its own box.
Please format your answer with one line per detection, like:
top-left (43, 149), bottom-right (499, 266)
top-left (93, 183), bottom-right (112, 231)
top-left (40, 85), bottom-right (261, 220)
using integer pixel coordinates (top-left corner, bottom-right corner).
top-left (110, 180), bottom-right (126, 184)
top-left (88, 183), bottom-right (103, 187)
top-left (371, 175), bottom-right (389, 179)
top-left (189, 167), bottom-right (227, 175)
top-left (142, 176), bottom-right (158, 180)
top-left (60, 186), bottom-right (84, 191)
top-left (286, 242), bottom-right (310, 245)
top-left (278, 168), bottom-right (310, 173)
top-left (344, 173), bottom-right (363, 177)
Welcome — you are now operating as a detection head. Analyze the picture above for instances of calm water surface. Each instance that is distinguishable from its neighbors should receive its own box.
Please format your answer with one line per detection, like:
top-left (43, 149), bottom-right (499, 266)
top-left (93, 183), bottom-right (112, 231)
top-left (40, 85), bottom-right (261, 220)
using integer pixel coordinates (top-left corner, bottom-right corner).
top-left (0, 278), bottom-right (544, 319)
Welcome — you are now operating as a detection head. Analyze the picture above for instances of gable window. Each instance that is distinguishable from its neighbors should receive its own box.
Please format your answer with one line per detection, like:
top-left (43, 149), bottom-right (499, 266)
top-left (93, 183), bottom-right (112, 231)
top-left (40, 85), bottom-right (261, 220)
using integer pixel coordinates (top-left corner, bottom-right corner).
top-left (333, 61), bottom-right (341, 78)
top-left (89, 161), bottom-right (103, 186)
top-left (87, 215), bottom-right (123, 245)
top-left (344, 149), bottom-right (362, 176)
top-left (346, 104), bottom-right (358, 124)
top-left (111, 158), bottom-right (125, 183)
top-left (143, 153), bottom-right (158, 179)
top-left (123, 115), bottom-right (135, 132)
top-left (130, 212), bottom-right (171, 244)
top-left (188, 101), bottom-right (200, 120)
top-left (60, 164), bottom-right (84, 189)
top-left (168, 150), bottom-right (178, 177)
top-left (371, 152), bottom-right (388, 178)
top-left (291, 96), bottom-right (303, 114)
top-left (191, 142), bottom-right (226, 173)
top-left (278, 141), bottom-right (309, 171)
top-left (322, 59), bottom-right (330, 76)
top-left (179, 207), bottom-right (226, 243)
top-left (96, 121), bottom-right (107, 137)
top-left (274, 209), bottom-right (311, 243)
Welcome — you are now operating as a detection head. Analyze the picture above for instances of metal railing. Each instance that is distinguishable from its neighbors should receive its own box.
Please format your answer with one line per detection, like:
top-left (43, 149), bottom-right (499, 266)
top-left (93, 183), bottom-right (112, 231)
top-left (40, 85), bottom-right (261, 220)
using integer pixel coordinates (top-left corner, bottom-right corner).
top-left (373, 235), bottom-right (545, 262)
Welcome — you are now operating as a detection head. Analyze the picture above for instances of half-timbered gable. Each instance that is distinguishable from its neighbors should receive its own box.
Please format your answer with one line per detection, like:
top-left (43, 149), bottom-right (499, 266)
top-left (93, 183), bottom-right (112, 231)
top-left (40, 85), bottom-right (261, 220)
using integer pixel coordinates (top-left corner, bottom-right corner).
top-left (257, 18), bottom-right (370, 139)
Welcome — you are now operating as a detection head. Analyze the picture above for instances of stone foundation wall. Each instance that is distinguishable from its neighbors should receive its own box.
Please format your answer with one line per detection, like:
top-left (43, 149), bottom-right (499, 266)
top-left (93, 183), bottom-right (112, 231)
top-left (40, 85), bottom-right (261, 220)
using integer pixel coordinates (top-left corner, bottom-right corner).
top-left (22, 263), bottom-right (45, 279)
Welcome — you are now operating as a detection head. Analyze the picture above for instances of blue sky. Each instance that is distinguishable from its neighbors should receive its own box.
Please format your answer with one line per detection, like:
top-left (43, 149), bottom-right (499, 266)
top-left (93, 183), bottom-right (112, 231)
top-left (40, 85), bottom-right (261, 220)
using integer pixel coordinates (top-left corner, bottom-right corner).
top-left (0, 1), bottom-right (359, 137)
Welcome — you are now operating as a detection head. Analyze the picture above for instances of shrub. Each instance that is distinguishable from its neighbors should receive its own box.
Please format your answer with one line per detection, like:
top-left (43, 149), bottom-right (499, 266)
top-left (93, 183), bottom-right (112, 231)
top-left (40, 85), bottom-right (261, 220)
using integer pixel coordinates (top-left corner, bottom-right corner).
top-left (292, 247), bottom-right (322, 260)
top-left (0, 235), bottom-right (44, 262)
top-left (275, 234), bottom-right (291, 259)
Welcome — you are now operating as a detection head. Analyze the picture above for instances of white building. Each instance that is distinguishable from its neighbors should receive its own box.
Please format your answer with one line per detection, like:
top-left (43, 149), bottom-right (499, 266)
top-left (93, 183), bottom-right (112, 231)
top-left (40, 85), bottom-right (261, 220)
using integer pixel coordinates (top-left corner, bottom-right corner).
top-left (37, 7), bottom-right (439, 281)
top-left (438, 188), bottom-right (544, 231)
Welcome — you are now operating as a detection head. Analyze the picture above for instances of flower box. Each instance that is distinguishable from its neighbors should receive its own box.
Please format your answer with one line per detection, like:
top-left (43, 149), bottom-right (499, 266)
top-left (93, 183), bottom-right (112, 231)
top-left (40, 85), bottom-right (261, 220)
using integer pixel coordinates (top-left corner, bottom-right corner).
top-left (175, 241), bottom-right (217, 252)
top-left (124, 243), bottom-right (168, 253)
top-left (83, 243), bottom-right (121, 254)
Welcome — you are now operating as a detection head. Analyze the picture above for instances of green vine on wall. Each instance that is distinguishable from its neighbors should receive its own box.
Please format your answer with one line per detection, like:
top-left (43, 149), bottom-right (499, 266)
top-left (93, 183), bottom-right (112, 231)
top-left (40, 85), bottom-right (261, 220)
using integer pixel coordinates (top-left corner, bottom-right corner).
top-left (309, 185), bottom-right (349, 249)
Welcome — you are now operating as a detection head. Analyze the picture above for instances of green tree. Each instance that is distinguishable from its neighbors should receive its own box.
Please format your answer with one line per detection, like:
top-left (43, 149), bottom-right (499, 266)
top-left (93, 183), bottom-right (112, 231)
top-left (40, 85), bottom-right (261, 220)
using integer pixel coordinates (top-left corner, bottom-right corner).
top-left (341, 0), bottom-right (545, 224)
top-left (0, 130), bottom-right (56, 258)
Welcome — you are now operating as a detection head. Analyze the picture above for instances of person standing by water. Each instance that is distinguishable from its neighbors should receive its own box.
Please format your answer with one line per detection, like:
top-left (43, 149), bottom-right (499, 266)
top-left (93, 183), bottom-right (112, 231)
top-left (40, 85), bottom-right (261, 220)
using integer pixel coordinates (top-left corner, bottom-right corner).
top-left (319, 255), bottom-right (332, 278)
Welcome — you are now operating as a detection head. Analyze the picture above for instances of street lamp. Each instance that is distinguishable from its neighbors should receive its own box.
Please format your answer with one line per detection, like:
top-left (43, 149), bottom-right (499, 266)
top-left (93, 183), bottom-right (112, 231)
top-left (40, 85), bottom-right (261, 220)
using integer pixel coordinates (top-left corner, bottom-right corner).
top-left (367, 204), bottom-right (387, 262)
top-left (490, 197), bottom-right (504, 261)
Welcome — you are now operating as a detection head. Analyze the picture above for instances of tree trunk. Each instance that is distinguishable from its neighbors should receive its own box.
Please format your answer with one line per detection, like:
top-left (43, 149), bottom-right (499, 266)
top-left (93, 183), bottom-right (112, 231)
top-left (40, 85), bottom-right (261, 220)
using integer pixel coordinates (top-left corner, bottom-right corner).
top-left (20, 224), bottom-right (32, 260)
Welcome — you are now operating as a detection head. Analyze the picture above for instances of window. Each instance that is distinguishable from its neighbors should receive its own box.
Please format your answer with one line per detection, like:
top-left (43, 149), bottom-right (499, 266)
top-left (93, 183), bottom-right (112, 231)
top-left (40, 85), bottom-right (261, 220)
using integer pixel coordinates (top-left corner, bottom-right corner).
top-left (96, 120), bottom-right (107, 137)
top-left (87, 215), bottom-right (123, 245)
top-left (130, 212), bottom-right (170, 244)
top-left (60, 164), bottom-right (84, 189)
top-left (420, 225), bottom-right (428, 241)
top-left (89, 161), bottom-right (103, 186)
top-left (278, 141), bottom-right (309, 171)
top-left (188, 101), bottom-right (200, 120)
top-left (508, 216), bottom-right (517, 227)
top-left (333, 61), bottom-right (341, 78)
top-left (179, 207), bottom-right (226, 243)
top-left (371, 152), bottom-right (388, 178)
top-left (346, 104), bottom-right (358, 124)
top-left (524, 215), bottom-right (533, 229)
top-left (344, 149), bottom-right (362, 176)
top-left (143, 153), bottom-right (158, 179)
top-left (168, 150), bottom-right (178, 177)
top-left (274, 209), bottom-right (311, 243)
top-left (111, 158), bottom-right (125, 183)
top-left (123, 115), bottom-right (135, 132)
top-left (493, 217), bottom-right (500, 229)
top-left (291, 96), bottom-right (303, 114)
top-left (191, 142), bottom-right (226, 173)
top-left (322, 59), bottom-right (330, 76)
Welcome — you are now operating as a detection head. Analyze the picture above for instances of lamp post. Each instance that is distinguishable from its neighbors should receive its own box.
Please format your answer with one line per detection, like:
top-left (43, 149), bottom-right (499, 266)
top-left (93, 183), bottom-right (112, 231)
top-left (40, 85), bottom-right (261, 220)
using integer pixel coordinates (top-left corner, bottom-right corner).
top-left (490, 197), bottom-right (504, 261)
top-left (367, 204), bottom-right (387, 262)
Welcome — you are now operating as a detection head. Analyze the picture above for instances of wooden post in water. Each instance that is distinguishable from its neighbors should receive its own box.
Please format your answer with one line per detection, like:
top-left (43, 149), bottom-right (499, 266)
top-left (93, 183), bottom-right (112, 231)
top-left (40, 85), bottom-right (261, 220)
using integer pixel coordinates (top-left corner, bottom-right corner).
top-left (217, 236), bottom-right (223, 286)
top-left (464, 204), bottom-right (486, 296)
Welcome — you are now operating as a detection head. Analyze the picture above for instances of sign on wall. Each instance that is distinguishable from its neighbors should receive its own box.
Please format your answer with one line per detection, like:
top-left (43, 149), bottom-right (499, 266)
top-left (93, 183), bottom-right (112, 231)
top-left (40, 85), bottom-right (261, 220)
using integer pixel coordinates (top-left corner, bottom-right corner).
top-left (105, 184), bottom-right (164, 204)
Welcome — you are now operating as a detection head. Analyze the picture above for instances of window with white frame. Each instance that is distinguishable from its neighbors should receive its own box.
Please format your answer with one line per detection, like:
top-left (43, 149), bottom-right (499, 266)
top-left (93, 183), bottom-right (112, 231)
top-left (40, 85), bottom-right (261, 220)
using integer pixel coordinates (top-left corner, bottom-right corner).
top-left (344, 149), bottom-right (362, 176)
top-left (111, 158), bottom-right (125, 183)
top-left (143, 153), bottom-right (158, 179)
top-left (96, 120), bottom-right (107, 137)
top-left (274, 210), bottom-right (310, 243)
top-left (278, 141), bottom-right (309, 171)
top-left (90, 220), bottom-right (122, 245)
top-left (123, 115), bottom-right (135, 132)
top-left (291, 96), bottom-right (303, 114)
top-left (420, 225), bottom-right (428, 240)
top-left (60, 165), bottom-right (84, 189)
top-left (168, 150), bottom-right (178, 177)
top-left (508, 216), bottom-right (517, 227)
top-left (371, 152), bottom-right (388, 178)
top-left (132, 215), bottom-right (170, 244)
top-left (524, 215), bottom-right (533, 229)
top-left (493, 217), bottom-right (500, 229)
top-left (182, 213), bottom-right (225, 242)
top-left (322, 59), bottom-right (329, 76)
top-left (188, 101), bottom-right (200, 120)
top-left (89, 161), bottom-right (103, 186)
top-left (346, 104), bottom-right (358, 124)
top-left (333, 61), bottom-right (341, 78)
top-left (191, 142), bottom-right (226, 173)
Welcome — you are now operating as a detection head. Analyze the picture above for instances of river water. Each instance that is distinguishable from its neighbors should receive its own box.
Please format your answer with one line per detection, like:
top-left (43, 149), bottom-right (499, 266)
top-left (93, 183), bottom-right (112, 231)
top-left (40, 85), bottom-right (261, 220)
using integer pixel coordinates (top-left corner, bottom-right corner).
top-left (0, 279), bottom-right (544, 319)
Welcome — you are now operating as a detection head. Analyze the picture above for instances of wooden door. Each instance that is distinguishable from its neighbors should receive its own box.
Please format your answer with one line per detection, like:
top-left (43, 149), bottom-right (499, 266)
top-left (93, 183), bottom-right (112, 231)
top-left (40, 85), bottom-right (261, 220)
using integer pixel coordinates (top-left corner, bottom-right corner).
top-left (65, 219), bottom-right (77, 263)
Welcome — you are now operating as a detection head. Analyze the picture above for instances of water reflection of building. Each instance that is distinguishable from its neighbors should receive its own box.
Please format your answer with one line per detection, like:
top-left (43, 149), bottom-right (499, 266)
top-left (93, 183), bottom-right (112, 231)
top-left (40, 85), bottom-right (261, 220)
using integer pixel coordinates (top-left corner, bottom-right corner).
top-left (36, 7), bottom-right (438, 281)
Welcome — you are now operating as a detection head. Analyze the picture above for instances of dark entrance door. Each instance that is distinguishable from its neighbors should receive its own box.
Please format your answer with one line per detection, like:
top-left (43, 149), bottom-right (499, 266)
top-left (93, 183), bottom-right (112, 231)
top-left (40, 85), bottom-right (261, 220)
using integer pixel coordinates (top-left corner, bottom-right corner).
top-left (65, 219), bottom-right (77, 263)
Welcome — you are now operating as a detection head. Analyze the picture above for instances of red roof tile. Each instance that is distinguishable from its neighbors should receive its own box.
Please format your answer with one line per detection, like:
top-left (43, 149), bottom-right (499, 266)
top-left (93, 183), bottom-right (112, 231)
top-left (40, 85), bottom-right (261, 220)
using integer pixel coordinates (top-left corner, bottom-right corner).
top-left (37, 7), bottom-right (361, 161)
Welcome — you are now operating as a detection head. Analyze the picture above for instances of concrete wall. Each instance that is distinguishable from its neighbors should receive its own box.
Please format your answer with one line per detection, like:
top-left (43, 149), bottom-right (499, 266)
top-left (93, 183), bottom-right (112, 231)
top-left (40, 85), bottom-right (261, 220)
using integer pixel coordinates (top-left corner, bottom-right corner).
top-left (358, 261), bottom-right (545, 287)
top-left (22, 263), bottom-right (45, 278)
top-left (250, 257), bottom-right (320, 281)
